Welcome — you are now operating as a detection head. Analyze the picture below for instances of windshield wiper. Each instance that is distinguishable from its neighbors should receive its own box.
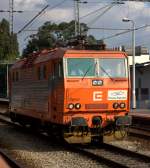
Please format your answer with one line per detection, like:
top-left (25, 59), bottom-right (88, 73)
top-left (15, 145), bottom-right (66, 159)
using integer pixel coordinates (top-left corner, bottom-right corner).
top-left (82, 62), bottom-right (97, 80)
top-left (99, 65), bottom-right (114, 81)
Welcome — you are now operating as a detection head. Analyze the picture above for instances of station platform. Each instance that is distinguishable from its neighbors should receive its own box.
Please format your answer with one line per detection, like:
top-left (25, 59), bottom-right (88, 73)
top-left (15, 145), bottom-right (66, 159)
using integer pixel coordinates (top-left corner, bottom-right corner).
top-left (129, 109), bottom-right (150, 119)
top-left (129, 109), bottom-right (150, 129)
top-left (0, 98), bottom-right (9, 103)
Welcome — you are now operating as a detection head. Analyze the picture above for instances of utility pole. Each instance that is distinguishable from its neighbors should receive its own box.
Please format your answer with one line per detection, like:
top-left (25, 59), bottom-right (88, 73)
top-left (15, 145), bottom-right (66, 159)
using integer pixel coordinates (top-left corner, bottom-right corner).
top-left (9, 0), bottom-right (14, 34)
top-left (77, 0), bottom-right (80, 36)
top-left (0, 0), bottom-right (23, 34)
top-left (74, 0), bottom-right (80, 36)
top-left (0, 1), bottom-right (22, 98)
top-left (9, 0), bottom-right (23, 34)
top-left (74, 0), bottom-right (77, 36)
top-left (74, 0), bottom-right (87, 36)
top-left (122, 18), bottom-right (136, 109)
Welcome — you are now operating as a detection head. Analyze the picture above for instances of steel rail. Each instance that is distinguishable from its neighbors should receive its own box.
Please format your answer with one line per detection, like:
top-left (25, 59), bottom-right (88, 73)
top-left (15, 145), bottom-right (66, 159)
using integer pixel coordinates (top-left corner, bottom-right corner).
top-left (129, 126), bottom-right (150, 139)
top-left (67, 144), bottom-right (129, 168)
top-left (130, 125), bottom-right (150, 132)
top-left (0, 113), bottom-right (150, 168)
top-left (102, 143), bottom-right (150, 162)
top-left (0, 149), bottom-right (22, 168)
top-left (0, 114), bottom-right (126, 168)
top-left (69, 143), bottom-right (150, 168)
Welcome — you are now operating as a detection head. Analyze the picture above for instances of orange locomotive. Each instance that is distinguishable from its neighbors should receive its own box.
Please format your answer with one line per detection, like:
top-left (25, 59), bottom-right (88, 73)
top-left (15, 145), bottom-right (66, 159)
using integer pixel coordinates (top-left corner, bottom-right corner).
top-left (9, 48), bottom-right (131, 143)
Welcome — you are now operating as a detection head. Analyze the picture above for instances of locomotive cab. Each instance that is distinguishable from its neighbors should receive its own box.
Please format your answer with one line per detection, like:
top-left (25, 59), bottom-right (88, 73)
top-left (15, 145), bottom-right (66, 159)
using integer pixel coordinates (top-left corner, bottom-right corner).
top-left (62, 50), bottom-right (131, 143)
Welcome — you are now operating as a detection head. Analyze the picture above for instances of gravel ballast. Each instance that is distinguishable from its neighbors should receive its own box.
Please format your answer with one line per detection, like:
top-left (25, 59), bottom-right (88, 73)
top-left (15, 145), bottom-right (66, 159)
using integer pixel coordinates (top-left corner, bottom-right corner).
top-left (0, 122), bottom-right (107, 168)
top-left (105, 135), bottom-right (150, 156)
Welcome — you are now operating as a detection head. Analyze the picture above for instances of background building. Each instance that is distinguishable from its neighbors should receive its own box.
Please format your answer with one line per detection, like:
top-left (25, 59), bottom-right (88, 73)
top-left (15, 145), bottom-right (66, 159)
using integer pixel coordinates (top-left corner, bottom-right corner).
top-left (131, 62), bottom-right (150, 109)
top-left (117, 45), bottom-right (150, 109)
top-left (126, 46), bottom-right (150, 65)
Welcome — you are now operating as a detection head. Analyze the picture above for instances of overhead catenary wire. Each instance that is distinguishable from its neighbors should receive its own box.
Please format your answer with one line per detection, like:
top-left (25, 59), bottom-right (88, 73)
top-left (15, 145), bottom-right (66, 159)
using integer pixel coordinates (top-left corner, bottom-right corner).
top-left (17, 5), bottom-right (49, 34)
top-left (28, 0), bottom-right (68, 26)
top-left (113, 28), bottom-right (150, 47)
top-left (61, 2), bottom-right (116, 35)
top-left (17, 0), bottom-right (68, 35)
top-left (86, 4), bottom-right (114, 26)
top-left (20, 1), bottom-right (121, 37)
top-left (80, 4), bottom-right (111, 20)
top-left (21, 0), bottom-right (150, 48)
top-left (88, 27), bottom-right (131, 30)
top-left (118, 0), bottom-right (150, 2)
top-left (83, 1), bottom-right (125, 26)
top-left (101, 24), bottom-right (150, 41)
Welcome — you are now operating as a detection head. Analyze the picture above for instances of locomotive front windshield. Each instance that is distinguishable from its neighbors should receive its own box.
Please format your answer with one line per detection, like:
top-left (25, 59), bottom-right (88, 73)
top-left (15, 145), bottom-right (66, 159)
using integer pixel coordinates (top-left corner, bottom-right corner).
top-left (99, 58), bottom-right (127, 78)
top-left (67, 58), bottom-right (95, 77)
top-left (66, 58), bottom-right (127, 78)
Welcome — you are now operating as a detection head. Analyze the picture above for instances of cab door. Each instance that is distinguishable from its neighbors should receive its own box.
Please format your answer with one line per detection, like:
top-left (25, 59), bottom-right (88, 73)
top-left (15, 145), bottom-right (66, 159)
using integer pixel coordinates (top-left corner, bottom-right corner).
top-left (49, 60), bottom-right (64, 123)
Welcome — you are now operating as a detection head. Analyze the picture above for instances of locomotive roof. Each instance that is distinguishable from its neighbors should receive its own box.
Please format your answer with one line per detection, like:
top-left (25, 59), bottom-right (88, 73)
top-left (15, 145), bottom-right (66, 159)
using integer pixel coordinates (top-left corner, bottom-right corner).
top-left (11, 48), bottom-right (127, 70)
top-left (11, 48), bottom-right (66, 70)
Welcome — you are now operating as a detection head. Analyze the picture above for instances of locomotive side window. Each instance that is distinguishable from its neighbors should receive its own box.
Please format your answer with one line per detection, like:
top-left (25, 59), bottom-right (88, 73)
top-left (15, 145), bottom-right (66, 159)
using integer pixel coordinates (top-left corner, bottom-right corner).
top-left (12, 72), bottom-right (15, 82)
top-left (37, 65), bottom-right (47, 80)
top-left (59, 62), bottom-right (63, 78)
top-left (99, 58), bottom-right (127, 78)
top-left (37, 67), bottom-right (40, 80)
top-left (16, 71), bottom-right (19, 81)
top-left (67, 58), bottom-right (95, 77)
top-left (43, 65), bottom-right (47, 79)
top-left (54, 61), bottom-right (63, 79)
top-left (54, 63), bottom-right (59, 78)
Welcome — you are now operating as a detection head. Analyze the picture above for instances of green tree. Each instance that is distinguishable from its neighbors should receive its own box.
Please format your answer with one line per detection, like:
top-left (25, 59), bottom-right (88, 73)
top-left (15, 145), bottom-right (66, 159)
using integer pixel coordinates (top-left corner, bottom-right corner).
top-left (0, 19), bottom-right (19, 62)
top-left (23, 20), bottom-right (98, 56)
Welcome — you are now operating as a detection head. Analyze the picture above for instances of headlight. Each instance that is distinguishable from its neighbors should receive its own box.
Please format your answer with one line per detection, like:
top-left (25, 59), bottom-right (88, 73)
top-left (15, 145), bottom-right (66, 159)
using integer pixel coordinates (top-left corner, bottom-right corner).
top-left (75, 103), bottom-right (81, 109)
top-left (113, 102), bottom-right (119, 109)
top-left (120, 103), bottom-right (126, 109)
top-left (68, 103), bottom-right (74, 110)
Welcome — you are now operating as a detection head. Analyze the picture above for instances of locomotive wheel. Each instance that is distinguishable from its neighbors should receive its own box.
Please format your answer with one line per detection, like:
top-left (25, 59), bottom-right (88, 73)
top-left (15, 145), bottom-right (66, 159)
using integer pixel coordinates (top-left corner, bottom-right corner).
top-left (114, 125), bottom-right (129, 140)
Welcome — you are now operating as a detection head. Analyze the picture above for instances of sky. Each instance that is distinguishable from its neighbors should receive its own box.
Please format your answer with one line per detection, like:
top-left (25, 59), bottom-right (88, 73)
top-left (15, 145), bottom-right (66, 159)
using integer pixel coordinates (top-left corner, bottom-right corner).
top-left (0, 0), bottom-right (150, 54)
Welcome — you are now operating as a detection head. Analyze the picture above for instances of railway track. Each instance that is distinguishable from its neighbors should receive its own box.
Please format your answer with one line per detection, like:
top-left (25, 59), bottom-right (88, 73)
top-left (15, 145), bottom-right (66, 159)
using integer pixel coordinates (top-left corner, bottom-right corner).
top-left (131, 125), bottom-right (150, 132)
top-left (0, 113), bottom-right (150, 168)
top-left (69, 143), bottom-right (150, 168)
top-left (0, 149), bottom-right (21, 168)
top-left (0, 114), bottom-right (23, 168)
top-left (129, 126), bottom-right (150, 139)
